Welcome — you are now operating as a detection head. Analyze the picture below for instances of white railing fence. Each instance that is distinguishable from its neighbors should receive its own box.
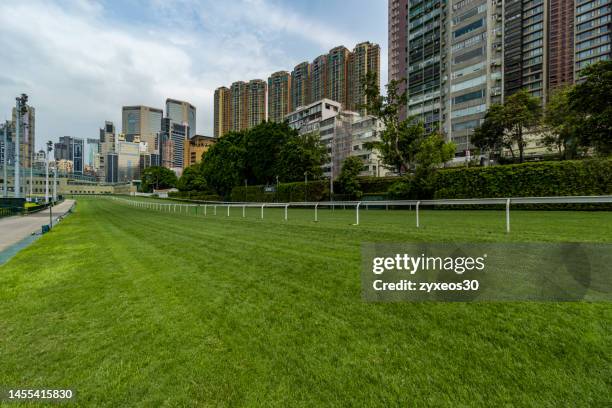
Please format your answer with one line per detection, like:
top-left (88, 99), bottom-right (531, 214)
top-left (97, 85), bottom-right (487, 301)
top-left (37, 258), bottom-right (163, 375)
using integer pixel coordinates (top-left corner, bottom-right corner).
top-left (96, 195), bottom-right (612, 234)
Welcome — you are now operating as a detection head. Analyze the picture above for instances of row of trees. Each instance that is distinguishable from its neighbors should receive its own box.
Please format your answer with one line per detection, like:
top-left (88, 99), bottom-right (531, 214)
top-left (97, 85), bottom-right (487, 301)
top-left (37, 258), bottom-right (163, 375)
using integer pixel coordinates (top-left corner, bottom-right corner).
top-left (474, 61), bottom-right (612, 162)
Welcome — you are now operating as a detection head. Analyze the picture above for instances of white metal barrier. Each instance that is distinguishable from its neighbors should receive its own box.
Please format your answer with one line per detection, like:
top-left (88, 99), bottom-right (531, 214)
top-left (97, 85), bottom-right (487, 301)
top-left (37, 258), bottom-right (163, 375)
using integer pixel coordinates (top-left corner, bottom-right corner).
top-left (104, 195), bottom-right (612, 233)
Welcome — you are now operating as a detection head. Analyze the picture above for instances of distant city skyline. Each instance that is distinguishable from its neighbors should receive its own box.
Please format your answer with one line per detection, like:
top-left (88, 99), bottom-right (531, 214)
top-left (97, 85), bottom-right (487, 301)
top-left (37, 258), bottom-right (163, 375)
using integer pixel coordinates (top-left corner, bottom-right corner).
top-left (0, 0), bottom-right (388, 152)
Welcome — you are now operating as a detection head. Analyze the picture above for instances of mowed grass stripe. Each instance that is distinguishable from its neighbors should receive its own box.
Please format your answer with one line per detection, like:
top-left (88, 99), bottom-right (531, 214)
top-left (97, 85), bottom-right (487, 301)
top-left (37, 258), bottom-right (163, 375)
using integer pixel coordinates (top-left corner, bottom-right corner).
top-left (0, 198), bottom-right (610, 406)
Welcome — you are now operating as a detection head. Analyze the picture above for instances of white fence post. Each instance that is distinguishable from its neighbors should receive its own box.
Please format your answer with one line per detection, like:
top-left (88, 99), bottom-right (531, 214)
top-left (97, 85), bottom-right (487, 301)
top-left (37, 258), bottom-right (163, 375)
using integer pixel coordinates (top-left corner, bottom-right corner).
top-left (356, 202), bottom-right (361, 225)
top-left (227, 205), bottom-right (230, 217)
top-left (416, 201), bottom-right (420, 228)
top-left (261, 204), bottom-right (265, 219)
top-left (243, 205), bottom-right (246, 218)
top-left (506, 198), bottom-right (511, 233)
top-left (204, 204), bottom-right (207, 216)
top-left (284, 204), bottom-right (289, 221)
top-left (214, 205), bottom-right (217, 216)
top-left (315, 203), bottom-right (319, 222)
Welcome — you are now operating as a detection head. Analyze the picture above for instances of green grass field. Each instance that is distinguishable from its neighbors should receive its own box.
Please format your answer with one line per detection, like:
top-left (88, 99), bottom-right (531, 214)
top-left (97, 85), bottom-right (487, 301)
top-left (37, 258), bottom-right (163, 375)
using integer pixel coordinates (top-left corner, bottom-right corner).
top-left (1, 197), bottom-right (611, 406)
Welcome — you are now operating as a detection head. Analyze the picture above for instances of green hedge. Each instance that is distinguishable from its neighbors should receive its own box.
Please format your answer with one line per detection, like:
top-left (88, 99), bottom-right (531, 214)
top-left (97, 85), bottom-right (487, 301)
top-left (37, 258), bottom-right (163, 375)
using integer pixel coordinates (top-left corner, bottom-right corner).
top-left (220, 160), bottom-right (612, 205)
top-left (432, 159), bottom-right (612, 199)
top-left (168, 191), bottom-right (222, 201)
top-left (231, 180), bottom-right (329, 202)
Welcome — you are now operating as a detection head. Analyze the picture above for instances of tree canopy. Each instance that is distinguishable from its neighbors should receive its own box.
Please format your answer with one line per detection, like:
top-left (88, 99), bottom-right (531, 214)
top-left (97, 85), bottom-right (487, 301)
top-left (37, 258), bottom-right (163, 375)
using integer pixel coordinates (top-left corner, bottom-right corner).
top-left (199, 121), bottom-right (326, 196)
top-left (141, 166), bottom-right (177, 193)
top-left (362, 72), bottom-right (456, 174)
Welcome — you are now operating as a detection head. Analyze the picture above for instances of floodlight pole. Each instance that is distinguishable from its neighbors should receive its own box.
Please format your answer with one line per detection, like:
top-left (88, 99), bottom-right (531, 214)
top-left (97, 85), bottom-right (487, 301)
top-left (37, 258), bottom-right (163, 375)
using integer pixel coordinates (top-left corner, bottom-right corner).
top-left (2, 122), bottom-right (7, 197)
top-left (14, 98), bottom-right (20, 198)
top-left (45, 141), bottom-right (52, 203)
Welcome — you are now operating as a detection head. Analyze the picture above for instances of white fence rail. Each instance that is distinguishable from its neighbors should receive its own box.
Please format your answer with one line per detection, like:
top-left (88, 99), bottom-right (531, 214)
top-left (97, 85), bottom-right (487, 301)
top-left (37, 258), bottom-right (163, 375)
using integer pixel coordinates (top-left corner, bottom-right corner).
top-left (97, 195), bottom-right (612, 234)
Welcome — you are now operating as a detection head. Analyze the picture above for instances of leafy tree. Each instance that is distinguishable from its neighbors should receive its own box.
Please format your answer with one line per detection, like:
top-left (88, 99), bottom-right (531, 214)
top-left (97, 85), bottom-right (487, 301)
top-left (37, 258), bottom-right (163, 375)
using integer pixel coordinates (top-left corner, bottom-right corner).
top-left (472, 104), bottom-right (508, 159)
top-left (362, 72), bottom-right (455, 174)
top-left (475, 89), bottom-right (541, 162)
top-left (504, 89), bottom-right (542, 162)
top-left (276, 132), bottom-right (326, 182)
top-left (568, 60), bottom-right (612, 156)
top-left (141, 166), bottom-right (177, 193)
top-left (543, 86), bottom-right (586, 159)
top-left (245, 121), bottom-right (293, 184)
top-left (338, 156), bottom-right (364, 198)
top-left (415, 133), bottom-right (456, 175)
top-left (177, 164), bottom-right (209, 192)
top-left (201, 131), bottom-right (247, 197)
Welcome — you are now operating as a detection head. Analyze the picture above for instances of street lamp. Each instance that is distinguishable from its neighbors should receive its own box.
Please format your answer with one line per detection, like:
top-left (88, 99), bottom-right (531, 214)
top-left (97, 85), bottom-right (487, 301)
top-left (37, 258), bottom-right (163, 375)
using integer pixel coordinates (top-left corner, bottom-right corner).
top-left (45, 141), bottom-right (52, 203)
top-left (2, 121), bottom-right (8, 198)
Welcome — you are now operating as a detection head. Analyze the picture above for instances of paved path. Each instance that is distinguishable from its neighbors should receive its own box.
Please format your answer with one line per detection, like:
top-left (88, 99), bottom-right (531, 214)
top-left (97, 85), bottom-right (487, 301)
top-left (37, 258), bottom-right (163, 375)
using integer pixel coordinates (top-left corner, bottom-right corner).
top-left (0, 200), bottom-right (76, 252)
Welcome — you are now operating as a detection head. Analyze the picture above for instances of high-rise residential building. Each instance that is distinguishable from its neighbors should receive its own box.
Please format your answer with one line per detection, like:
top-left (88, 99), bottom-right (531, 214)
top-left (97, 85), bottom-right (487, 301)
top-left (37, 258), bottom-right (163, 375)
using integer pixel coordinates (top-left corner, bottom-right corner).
top-left (166, 98), bottom-right (196, 138)
top-left (389, 0), bottom-right (409, 117)
top-left (504, 0), bottom-right (548, 101)
top-left (406, 0), bottom-right (444, 133)
top-left (349, 42), bottom-right (381, 112)
top-left (445, 0), bottom-right (504, 156)
top-left (230, 81), bottom-right (249, 132)
top-left (268, 71), bottom-right (291, 123)
top-left (11, 104), bottom-right (35, 168)
top-left (183, 135), bottom-right (216, 167)
top-left (327, 46), bottom-right (351, 109)
top-left (310, 55), bottom-right (328, 103)
top-left (214, 86), bottom-right (231, 137)
top-left (247, 79), bottom-right (267, 128)
top-left (549, 0), bottom-right (575, 90)
top-left (54, 136), bottom-right (84, 174)
top-left (574, 0), bottom-right (612, 79)
top-left (121, 106), bottom-right (163, 153)
top-left (291, 62), bottom-right (311, 110)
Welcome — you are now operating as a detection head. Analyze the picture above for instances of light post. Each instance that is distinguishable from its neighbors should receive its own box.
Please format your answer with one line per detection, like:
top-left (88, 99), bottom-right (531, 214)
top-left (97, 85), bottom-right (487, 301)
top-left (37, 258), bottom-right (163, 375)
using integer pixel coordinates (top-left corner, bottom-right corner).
top-left (2, 121), bottom-right (7, 198)
top-left (304, 171), bottom-right (308, 202)
top-left (275, 175), bottom-right (279, 202)
top-left (52, 161), bottom-right (57, 202)
top-left (45, 141), bottom-right (52, 203)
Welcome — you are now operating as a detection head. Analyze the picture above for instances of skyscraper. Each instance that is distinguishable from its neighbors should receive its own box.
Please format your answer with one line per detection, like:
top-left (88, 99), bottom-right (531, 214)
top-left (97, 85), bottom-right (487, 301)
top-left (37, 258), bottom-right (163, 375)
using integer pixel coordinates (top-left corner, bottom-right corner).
top-left (121, 106), bottom-right (163, 153)
top-left (446, 0), bottom-right (504, 155)
top-left (291, 62), bottom-right (311, 110)
top-left (310, 55), bottom-right (328, 103)
top-left (268, 71), bottom-right (291, 123)
top-left (389, 0), bottom-right (409, 116)
top-left (549, 0), bottom-right (575, 90)
top-left (166, 98), bottom-right (196, 138)
top-left (574, 0), bottom-right (612, 79)
top-left (327, 46), bottom-right (351, 109)
top-left (54, 136), bottom-right (84, 174)
top-left (247, 79), bottom-right (267, 128)
top-left (230, 81), bottom-right (248, 132)
top-left (349, 42), bottom-right (381, 112)
top-left (405, 0), bottom-right (444, 133)
top-left (504, 0), bottom-right (548, 101)
top-left (160, 117), bottom-right (188, 173)
top-left (214, 86), bottom-right (231, 137)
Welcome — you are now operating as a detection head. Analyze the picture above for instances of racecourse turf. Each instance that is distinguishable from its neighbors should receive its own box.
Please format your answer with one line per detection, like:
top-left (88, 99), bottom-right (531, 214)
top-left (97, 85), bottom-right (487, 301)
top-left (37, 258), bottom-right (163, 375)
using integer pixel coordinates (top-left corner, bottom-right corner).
top-left (0, 197), bottom-right (610, 406)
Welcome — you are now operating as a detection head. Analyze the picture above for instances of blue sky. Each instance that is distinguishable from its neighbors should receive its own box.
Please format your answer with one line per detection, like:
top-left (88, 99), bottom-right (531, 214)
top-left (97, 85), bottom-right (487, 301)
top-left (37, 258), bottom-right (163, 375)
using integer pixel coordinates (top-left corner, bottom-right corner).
top-left (0, 0), bottom-right (388, 151)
